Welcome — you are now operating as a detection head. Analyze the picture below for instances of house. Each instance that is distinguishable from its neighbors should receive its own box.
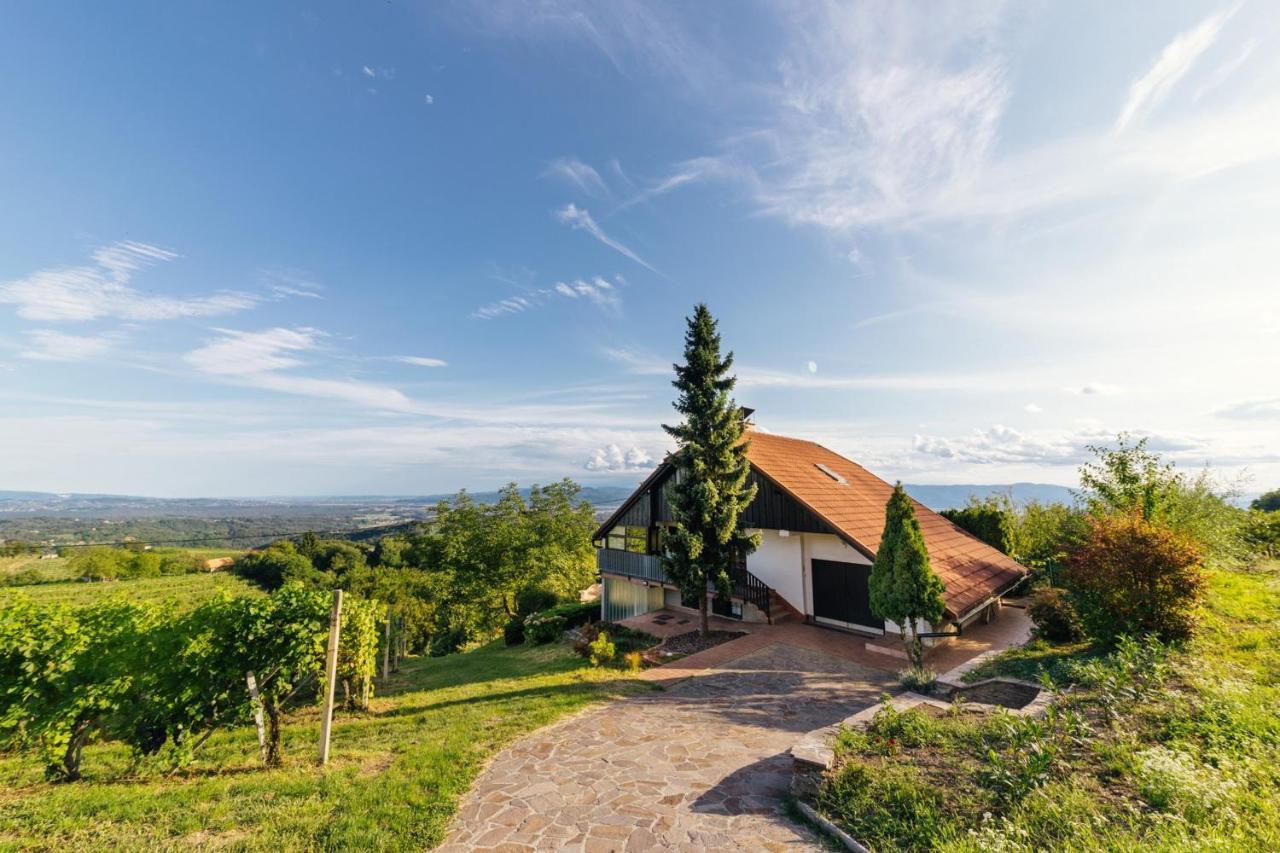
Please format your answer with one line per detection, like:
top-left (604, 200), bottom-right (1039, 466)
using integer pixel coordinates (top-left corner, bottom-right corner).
top-left (592, 426), bottom-right (1027, 647)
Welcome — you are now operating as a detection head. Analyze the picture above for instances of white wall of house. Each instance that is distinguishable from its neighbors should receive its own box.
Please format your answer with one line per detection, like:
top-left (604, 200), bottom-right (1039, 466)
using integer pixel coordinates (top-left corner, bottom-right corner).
top-left (745, 529), bottom-right (804, 610)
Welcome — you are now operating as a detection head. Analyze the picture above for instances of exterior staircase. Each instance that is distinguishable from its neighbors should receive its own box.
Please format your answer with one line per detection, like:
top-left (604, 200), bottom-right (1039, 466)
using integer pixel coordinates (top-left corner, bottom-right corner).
top-left (767, 589), bottom-right (805, 624)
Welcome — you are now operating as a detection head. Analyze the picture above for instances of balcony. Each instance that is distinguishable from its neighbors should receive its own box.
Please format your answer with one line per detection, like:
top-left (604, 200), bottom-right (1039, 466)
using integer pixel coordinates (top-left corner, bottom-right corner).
top-left (597, 548), bottom-right (667, 583)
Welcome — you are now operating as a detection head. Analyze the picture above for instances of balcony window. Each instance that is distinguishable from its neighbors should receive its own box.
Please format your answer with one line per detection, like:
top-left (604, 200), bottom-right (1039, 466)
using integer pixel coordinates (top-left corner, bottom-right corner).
top-left (605, 525), bottom-right (649, 553)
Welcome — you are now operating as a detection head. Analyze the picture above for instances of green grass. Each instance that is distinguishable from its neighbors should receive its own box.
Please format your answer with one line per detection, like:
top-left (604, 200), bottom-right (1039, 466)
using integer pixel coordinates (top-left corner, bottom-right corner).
top-left (0, 640), bottom-right (652, 850)
top-left (0, 555), bottom-right (76, 584)
top-left (814, 561), bottom-right (1280, 852)
top-left (0, 572), bottom-right (263, 610)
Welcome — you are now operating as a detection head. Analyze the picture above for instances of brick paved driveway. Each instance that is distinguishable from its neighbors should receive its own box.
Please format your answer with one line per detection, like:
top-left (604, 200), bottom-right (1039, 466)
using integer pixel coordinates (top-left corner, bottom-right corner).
top-left (439, 642), bottom-right (895, 851)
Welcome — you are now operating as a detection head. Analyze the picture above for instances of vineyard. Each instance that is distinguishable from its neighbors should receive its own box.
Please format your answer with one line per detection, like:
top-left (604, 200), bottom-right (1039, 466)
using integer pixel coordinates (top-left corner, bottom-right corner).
top-left (0, 571), bottom-right (262, 609)
top-left (0, 584), bottom-right (381, 782)
top-left (0, 635), bottom-right (649, 848)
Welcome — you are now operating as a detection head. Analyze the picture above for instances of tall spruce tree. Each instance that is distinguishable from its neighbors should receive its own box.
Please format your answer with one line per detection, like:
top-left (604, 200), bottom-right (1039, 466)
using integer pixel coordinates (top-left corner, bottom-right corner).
top-left (868, 482), bottom-right (947, 669)
top-left (661, 304), bottom-right (759, 636)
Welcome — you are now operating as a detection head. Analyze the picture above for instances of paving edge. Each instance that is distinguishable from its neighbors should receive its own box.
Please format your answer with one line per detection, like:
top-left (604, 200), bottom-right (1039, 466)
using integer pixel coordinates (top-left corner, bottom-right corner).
top-left (794, 801), bottom-right (871, 853)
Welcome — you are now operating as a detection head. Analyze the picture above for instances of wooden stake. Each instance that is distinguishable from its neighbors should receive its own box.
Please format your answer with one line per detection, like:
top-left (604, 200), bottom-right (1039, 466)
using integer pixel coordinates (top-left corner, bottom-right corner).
top-left (318, 589), bottom-right (343, 766)
top-left (246, 670), bottom-right (266, 762)
top-left (382, 617), bottom-right (391, 682)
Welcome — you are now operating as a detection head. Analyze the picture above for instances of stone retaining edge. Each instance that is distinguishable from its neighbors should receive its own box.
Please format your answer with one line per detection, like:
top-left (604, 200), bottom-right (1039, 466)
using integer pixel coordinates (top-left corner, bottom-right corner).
top-left (795, 801), bottom-right (871, 853)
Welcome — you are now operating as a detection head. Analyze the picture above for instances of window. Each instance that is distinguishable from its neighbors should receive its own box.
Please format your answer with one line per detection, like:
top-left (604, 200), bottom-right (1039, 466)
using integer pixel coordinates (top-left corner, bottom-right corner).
top-left (815, 462), bottom-right (847, 484)
top-left (605, 525), bottom-right (649, 553)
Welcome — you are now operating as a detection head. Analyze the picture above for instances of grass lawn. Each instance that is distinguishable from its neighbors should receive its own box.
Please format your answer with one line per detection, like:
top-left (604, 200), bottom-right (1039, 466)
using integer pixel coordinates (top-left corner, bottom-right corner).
top-left (0, 640), bottom-right (652, 850)
top-left (0, 572), bottom-right (263, 610)
top-left (812, 561), bottom-right (1280, 852)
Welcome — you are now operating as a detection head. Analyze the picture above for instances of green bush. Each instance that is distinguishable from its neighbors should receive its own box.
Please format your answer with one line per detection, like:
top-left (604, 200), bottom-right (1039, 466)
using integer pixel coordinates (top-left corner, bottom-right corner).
top-left (897, 666), bottom-right (938, 694)
top-left (502, 616), bottom-right (525, 647)
top-left (1065, 512), bottom-right (1205, 644)
top-left (523, 613), bottom-right (566, 645)
top-left (1027, 587), bottom-right (1085, 642)
top-left (587, 631), bottom-right (616, 667)
top-left (427, 623), bottom-right (472, 657)
top-left (515, 586), bottom-right (561, 617)
top-left (941, 496), bottom-right (1016, 554)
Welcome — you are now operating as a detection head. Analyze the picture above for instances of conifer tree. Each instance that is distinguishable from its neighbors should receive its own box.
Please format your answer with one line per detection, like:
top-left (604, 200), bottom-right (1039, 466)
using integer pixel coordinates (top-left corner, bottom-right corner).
top-left (869, 482), bottom-right (947, 669)
top-left (661, 304), bottom-right (759, 636)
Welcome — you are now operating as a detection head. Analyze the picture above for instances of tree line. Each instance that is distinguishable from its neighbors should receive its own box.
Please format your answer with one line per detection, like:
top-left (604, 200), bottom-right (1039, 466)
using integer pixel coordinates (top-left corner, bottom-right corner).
top-left (233, 479), bottom-right (598, 656)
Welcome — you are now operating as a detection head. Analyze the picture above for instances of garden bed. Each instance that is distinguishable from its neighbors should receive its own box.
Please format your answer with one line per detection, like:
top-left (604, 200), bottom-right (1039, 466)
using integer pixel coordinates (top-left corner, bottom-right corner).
top-left (653, 628), bottom-right (747, 659)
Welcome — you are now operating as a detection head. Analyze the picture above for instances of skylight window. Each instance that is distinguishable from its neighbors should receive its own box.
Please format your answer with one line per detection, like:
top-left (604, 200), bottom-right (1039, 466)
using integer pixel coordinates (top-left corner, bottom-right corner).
top-left (815, 463), bottom-right (846, 484)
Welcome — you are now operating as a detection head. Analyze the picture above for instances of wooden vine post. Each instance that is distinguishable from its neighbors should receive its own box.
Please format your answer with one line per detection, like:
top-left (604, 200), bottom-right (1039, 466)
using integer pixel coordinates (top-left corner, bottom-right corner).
top-left (246, 670), bottom-right (266, 762)
top-left (382, 617), bottom-right (391, 682)
top-left (318, 589), bottom-right (343, 766)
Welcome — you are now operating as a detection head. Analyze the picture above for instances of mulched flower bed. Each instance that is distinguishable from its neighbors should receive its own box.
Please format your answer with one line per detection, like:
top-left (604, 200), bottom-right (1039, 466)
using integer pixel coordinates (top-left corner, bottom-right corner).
top-left (654, 629), bottom-right (747, 658)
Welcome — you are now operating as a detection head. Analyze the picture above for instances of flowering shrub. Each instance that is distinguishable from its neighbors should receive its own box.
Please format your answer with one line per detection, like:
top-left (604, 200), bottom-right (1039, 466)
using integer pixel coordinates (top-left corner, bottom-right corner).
top-left (523, 613), bottom-right (566, 645)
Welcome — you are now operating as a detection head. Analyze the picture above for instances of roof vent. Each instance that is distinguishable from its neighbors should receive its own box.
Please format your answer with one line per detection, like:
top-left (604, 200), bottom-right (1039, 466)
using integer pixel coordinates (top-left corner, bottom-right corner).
top-left (815, 463), bottom-right (847, 485)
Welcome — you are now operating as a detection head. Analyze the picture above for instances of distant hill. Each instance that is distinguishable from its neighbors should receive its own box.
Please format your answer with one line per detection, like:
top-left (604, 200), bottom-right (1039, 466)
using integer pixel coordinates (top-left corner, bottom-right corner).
top-left (902, 483), bottom-right (1078, 512)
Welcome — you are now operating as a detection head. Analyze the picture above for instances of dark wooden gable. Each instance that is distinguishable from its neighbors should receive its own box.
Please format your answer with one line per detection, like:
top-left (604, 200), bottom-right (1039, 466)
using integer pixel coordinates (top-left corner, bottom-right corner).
top-left (597, 463), bottom-right (835, 538)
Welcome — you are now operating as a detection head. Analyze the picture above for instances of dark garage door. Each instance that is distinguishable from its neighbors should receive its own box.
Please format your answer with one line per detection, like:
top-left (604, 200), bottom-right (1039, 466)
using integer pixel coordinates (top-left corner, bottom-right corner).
top-left (812, 559), bottom-right (880, 631)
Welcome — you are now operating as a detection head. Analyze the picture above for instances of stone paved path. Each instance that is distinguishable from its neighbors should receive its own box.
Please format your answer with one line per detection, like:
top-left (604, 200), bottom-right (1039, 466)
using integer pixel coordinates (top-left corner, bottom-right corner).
top-left (439, 642), bottom-right (895, 852)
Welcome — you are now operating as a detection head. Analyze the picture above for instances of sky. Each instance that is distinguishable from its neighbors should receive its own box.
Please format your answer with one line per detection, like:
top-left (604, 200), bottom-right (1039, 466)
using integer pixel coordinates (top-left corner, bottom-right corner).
top-left (1, 1), bottom-right (1277, 497)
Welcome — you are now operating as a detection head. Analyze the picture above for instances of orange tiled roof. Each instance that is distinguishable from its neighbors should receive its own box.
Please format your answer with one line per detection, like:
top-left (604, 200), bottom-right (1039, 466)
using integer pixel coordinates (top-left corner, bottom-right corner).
top-left (744, 429), bottom-right (1026, 618)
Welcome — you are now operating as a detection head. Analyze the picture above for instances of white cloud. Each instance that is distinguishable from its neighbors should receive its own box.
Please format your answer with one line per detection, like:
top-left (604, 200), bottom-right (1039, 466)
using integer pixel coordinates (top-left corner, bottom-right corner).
top-left (1115, 6), bottom-right (1235, 132)
top-left (1023, 403), bottom-right (1043, 414)
top-left (183, 327), bottom-right (423, 413)
top-left (584, 443), bottom-right (655, 472)
top-left (424, 93), bottom-right (435, 105)
top-left (1215, 398), bottom-right (1280, 420)
top-left (473, 273), bottom-right (623, 320)
top-left (362, 65), bottom-right (395, 79)
top-left (722, 4), bottom-right (1009, 231)
top-left (544, 157), bottom-right (610, 198)
top-left (184, 327), bottom-right (319, 375)
top-left (398, 356), bottom-right (448, 368)
top-left (18, 330), bottom-right (118, 362)
top-left (0, 241), bottom-right (257, 322)
top-left (473, 294), bottom-right (539, 320)
top-left (554, 203), bottom-right (660, 274)
top-left (912, 425), bottom-right (1208, 467)
top-left (601, 346), bottom-right (669, 375)
top-left (261, 269), bottom-right (324, 300)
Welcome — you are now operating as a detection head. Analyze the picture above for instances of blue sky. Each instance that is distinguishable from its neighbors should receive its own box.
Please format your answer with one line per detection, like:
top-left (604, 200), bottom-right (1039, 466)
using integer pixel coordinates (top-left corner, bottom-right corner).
top-left (2, 1), bottom-right (1277, 497)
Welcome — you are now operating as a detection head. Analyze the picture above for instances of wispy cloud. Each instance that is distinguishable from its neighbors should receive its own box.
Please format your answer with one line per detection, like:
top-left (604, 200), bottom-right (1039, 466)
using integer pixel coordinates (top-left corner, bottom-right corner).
top-left (397, 356), bottom-right (448, 368)
top-left (553, 276), bottom-right (621, 312)
top-left (18, 329), bottom-right (120, 362)
top-left (554, 203), bottom-right (660, 273)
top-left (1115, 6), bottom-right (1236, 132)
top-left (261, 269), bottom-right (324, 300)
top-left (601, 346), bottom-right (670, 375)
top-left (472, 293), bottom-right (541, 320)
top-left (473, 273), bottom-right (625, 320)
top-left (184, 327), bottom-right (422, 413)
top-left (0, 241), bottom-right (257, 322)
top-left (544, 157), bottom-right (610, 198)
